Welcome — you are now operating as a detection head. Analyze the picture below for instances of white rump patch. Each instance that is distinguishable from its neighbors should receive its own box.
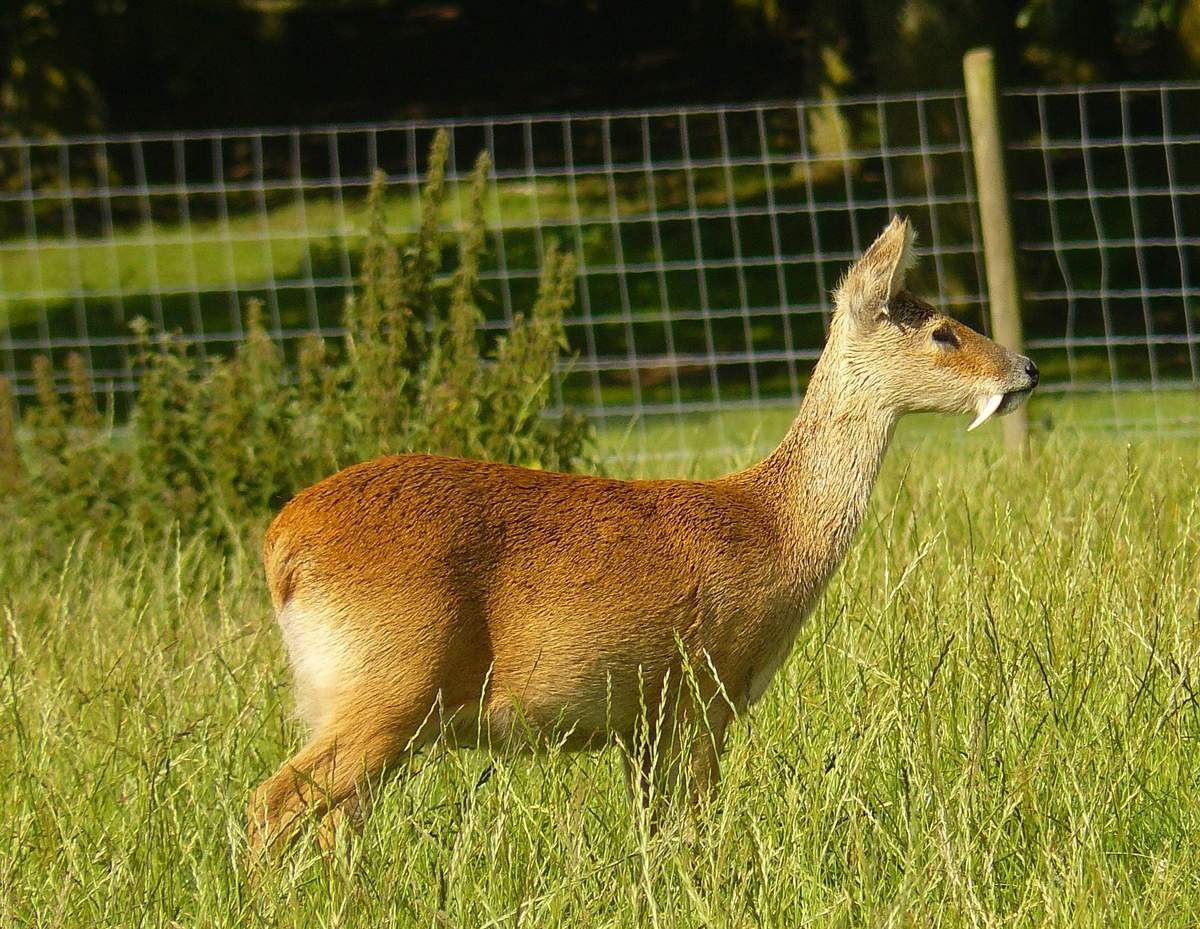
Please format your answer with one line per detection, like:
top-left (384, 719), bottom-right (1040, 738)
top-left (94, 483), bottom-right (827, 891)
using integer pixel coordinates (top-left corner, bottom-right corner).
top-left (277, 602), bottom-right (354, 731)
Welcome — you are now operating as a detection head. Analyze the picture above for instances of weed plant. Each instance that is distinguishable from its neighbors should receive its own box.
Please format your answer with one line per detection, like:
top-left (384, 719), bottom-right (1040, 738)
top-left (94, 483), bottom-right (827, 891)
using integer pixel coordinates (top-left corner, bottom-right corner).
top-left (0, 130), bottom-right (592, 544)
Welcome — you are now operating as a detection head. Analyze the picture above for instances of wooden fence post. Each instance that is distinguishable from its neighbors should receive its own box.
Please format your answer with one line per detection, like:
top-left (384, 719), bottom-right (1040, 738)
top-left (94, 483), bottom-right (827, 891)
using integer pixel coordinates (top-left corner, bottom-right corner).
top-left (963, 46), bottom-right (1028, 457)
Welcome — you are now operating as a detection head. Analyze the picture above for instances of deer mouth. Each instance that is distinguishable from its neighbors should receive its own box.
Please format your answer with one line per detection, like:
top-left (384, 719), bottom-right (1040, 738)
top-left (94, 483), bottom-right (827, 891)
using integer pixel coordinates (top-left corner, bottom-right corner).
top-left (967, 388), bottom-right (1033, 431)
top-left (997, 387), bottom-right (1033, 415)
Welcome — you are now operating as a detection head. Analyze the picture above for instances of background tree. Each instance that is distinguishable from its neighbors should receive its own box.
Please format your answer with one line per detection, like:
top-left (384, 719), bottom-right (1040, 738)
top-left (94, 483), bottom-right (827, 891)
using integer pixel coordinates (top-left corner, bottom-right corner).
top-left (2, 1), bottom-right (1197, 142)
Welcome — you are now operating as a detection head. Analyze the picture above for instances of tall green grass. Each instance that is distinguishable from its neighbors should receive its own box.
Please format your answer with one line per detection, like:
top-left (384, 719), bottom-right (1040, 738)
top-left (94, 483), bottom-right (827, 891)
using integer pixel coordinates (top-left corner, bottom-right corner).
top-left (2, 425), bottom-right (1198, 927)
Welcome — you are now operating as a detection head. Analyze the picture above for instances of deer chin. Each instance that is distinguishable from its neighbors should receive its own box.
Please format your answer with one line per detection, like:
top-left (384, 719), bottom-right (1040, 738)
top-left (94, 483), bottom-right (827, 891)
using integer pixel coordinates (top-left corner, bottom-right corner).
top-left (967, 388), bottom-right (1032, 431)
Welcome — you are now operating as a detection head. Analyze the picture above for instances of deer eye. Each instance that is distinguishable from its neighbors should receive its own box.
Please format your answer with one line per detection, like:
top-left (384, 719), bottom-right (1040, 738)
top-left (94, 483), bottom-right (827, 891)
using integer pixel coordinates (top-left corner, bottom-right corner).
top-left (931, 324), bottom-right (959, 350)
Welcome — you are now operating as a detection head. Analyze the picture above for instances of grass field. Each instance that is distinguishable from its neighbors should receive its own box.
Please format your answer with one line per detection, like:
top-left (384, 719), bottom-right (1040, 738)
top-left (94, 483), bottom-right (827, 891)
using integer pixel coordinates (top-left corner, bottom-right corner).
top-left (2, 409), bottom-right (1200, 927)
top-left (596, 390), bottom-right (1200, 475)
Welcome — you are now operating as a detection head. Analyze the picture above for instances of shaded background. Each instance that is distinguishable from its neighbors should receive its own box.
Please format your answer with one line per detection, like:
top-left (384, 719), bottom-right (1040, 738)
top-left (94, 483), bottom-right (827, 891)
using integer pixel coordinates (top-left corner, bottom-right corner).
top-left (4, 0), bottom-right (1199, 137)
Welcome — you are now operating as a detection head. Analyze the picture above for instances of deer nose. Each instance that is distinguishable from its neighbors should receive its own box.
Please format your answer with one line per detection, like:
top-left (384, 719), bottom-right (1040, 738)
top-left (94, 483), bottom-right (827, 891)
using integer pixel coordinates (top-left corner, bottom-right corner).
top-left (1024, 358), bottom-right (1040, 386)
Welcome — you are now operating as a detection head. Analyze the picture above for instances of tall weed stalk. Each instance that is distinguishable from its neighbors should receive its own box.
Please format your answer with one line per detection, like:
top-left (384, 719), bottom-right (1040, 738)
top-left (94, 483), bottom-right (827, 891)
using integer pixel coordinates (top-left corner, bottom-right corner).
top-left (4, 130), bottom-right (593, 543)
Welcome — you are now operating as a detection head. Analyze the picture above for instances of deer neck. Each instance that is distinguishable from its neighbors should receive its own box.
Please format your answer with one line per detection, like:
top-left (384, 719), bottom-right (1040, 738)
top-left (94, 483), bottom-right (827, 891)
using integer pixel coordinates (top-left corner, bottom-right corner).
top-left (744, 345), bottom-right (897, 589)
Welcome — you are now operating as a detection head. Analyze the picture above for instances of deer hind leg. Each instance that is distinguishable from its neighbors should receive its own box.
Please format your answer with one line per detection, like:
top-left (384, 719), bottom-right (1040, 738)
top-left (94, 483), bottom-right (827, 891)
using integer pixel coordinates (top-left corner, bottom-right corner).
top-left (621, 695), bottom-right (731, 832)
top-left (247, 698), bottom-right (431, 856)
top-left (684, 708), bottom-right (728, 805)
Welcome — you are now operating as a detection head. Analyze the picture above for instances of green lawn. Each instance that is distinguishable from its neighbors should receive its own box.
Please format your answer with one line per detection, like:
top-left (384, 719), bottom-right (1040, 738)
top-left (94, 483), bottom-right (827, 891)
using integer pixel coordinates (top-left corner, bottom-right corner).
top-left (595, 389), bottom-right (1200, 475)
top-left (0, 168), bottom-right (834, 332)
top-left (1, 181), bottom-right (585, 332)
top-left (2, 406), bottom-right (1199, 926)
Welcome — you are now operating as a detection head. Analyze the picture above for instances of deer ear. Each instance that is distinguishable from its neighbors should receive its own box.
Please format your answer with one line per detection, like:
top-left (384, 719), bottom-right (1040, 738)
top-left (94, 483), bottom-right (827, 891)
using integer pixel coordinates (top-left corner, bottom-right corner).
top-left (834, 216), bottom-right (917, 329)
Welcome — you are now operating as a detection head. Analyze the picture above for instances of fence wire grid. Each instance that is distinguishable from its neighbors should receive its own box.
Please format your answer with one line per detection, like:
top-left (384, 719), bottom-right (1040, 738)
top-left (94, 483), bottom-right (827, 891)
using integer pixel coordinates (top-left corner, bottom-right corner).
top-left (1, 83), bottom-right (1198, 462)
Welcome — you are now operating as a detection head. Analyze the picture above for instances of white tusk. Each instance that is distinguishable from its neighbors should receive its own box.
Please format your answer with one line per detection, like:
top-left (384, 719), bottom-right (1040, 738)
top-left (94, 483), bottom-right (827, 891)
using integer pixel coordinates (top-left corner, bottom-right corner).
top-left (967, 393), bottom-right (1005, 432)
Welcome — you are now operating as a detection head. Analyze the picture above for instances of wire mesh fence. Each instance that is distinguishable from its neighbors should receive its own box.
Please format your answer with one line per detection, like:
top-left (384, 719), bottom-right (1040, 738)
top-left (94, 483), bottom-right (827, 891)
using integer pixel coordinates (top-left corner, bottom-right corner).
top-left (1007, 82), bottom-right (1200, 434)
top-left (1, 83), bottom-right (1197, 462)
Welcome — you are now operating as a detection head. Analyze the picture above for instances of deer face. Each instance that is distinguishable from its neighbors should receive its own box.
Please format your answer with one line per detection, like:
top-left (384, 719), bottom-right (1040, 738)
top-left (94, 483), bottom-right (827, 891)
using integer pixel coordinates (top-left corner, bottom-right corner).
top-left (832, 217), bottom-right (1038, 429)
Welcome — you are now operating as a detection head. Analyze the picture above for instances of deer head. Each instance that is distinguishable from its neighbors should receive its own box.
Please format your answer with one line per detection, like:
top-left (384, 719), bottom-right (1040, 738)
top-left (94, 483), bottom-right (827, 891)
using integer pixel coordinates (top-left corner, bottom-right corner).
top-left (829, 216), bottom-right (1038, 430)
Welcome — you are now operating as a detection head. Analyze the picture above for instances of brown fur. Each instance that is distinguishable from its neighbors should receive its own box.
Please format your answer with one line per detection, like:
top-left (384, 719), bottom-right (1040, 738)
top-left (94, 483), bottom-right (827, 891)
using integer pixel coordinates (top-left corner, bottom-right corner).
top-left (247, 217), bottom-right (1037, 851)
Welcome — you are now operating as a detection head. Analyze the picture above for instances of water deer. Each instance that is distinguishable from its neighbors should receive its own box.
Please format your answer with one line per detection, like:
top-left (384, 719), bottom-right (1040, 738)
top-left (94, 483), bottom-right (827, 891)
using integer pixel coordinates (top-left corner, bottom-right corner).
top-left (248, 217), bottom-right (1038, 852)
